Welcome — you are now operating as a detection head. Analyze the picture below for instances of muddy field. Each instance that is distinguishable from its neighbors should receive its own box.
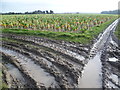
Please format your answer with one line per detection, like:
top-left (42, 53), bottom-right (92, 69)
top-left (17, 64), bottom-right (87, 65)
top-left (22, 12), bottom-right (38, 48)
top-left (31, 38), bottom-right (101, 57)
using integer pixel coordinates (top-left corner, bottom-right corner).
top-left (1, 19), bottom-right (120, 89)
top-left (1, 33), bottom-right (90, 88)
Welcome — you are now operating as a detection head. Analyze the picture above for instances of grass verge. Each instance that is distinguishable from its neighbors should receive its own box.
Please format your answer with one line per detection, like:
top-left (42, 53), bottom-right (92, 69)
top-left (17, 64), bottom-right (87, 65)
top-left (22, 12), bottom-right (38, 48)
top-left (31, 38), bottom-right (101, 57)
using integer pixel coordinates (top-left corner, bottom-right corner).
top-left (115, 20), bottom-right (120, 39)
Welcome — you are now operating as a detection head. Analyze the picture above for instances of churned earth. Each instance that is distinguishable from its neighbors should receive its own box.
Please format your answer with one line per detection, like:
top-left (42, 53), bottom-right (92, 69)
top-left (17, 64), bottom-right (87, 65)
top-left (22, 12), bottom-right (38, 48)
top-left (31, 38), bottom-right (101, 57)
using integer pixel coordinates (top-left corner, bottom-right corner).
top-left (0, 18), bottom-right (120, 89)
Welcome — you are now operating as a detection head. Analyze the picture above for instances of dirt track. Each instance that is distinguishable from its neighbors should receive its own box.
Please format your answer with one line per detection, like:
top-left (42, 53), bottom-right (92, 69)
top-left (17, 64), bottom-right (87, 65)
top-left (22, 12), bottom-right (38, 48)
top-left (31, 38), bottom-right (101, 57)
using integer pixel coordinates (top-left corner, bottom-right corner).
top-left (1, 19), bottom-right (120, 89)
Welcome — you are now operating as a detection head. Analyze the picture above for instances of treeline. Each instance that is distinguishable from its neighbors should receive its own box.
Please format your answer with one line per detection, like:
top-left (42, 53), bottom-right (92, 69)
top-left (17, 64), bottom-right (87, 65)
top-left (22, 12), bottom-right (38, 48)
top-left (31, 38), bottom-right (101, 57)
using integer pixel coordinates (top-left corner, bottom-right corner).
top-left (101, 10), bottom-right (120, 14)
top-left (1, 10), bottom-right (54, 15)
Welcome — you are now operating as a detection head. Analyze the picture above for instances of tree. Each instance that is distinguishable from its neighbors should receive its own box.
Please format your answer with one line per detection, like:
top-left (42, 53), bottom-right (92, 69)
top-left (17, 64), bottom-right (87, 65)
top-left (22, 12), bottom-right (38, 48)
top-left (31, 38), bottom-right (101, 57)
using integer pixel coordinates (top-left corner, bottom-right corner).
top-left (101, 10), bottom-right (120, 14)
top-left (46, 10), bottom-right (49, 14)
top-left (50, 10), bottom-right (54, 14)
top-left (1, 10), bottom-right (54, 15)
top-left (42, 11), bottom-right (45, 14)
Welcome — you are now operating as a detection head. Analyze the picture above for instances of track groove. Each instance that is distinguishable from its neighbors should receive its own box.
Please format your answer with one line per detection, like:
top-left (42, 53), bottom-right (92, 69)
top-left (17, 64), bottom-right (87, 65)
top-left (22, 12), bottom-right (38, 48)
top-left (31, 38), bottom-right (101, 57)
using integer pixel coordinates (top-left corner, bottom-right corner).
top-left (1, 34), bottom-right (88, 88)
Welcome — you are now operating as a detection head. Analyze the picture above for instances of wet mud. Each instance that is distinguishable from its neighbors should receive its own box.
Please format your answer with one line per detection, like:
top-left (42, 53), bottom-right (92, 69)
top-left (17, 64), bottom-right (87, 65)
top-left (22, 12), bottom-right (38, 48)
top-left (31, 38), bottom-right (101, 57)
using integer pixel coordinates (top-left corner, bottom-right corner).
top-left (1, 19), bottom-right (120, 89)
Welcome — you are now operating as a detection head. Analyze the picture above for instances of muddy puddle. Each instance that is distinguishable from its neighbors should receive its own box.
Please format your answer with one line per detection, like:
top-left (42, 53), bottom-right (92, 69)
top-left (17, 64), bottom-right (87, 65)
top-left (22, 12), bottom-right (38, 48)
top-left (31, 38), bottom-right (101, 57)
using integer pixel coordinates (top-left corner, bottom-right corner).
top-left (0, 47), bottom-right (58, 87)
top-left (4, 63), bottom-right (26, 85)
top-left (78, 19), bottom-right (119, 88)
top-left (78, 52), bottom-right (102, 88)
top-left (108, 57), bottom-right (118, 62)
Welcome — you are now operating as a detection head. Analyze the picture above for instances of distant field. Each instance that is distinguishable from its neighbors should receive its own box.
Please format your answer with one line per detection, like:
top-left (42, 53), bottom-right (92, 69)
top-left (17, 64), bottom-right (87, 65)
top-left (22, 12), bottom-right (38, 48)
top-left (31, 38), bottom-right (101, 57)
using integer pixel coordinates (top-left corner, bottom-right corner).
top-left (1, 14), bottom-right (118, 43)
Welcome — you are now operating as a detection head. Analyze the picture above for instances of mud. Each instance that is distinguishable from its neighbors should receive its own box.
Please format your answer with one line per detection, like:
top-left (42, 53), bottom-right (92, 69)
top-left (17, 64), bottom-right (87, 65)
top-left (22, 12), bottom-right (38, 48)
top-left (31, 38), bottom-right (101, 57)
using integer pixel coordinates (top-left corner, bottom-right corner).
top-left (101, 37), bottom-right (120, 89)
top-left (1, 33), bottom-right (89, 88)
top-left (1, 19), bottom-right (120, 89)
top-left (77, 19), bottom-right (119, 89)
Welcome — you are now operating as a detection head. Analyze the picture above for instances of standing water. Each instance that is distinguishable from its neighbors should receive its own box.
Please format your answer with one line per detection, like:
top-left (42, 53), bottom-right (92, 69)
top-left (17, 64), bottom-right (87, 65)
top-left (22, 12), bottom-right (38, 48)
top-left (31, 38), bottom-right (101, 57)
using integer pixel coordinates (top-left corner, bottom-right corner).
top-left (78, 19), bottom-right (119, 88)
top-left (0, 47), bottom-right (58, 87)
top-left (5, 63), bottom-right (26, 84)
top-left (78, 52), bottom-right (102, 88)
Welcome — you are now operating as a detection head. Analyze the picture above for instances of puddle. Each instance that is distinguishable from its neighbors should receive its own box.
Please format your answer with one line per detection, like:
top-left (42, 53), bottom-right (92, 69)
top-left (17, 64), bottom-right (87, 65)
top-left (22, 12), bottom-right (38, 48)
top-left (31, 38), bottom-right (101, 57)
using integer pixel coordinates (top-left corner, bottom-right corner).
top-left (4, 63), bottom-right (26, 85)
top-left (78, 52), bottom-right (102, 88)
top-left (78, 19), bottom-right (118, 88)
top-left (109, 57), bottom-right (118, 62)
top-left (0, 47), bottom-right (58, 87)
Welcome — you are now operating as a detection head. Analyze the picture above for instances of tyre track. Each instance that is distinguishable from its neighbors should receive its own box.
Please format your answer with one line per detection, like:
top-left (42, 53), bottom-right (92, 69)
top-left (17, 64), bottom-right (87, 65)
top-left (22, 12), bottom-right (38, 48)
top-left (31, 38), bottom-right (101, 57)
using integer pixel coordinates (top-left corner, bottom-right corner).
top-left (1, 34), bottom-right (89, 88)
top-left (0, 47), bottom-right (59, 88)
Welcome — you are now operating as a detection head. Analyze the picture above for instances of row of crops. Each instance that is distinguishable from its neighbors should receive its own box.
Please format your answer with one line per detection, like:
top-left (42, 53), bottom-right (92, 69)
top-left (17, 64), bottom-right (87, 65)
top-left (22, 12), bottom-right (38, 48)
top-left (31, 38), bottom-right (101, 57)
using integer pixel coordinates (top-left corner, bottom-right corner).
top-left (1, 14), bottom-right (118, 33)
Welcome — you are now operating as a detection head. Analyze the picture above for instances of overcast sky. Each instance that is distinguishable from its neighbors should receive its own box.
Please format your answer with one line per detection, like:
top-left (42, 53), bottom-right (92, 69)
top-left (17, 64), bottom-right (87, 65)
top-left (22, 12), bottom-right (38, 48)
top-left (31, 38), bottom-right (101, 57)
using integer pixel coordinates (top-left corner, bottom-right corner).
top-left (1, 0), bottom-right (119, 13)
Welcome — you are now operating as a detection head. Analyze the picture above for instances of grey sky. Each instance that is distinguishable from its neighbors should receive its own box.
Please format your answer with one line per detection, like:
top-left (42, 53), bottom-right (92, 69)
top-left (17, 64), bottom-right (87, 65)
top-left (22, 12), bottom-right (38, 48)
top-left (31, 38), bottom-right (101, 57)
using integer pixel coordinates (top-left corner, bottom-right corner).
top-left (1, 0), bottom-right (119, 13)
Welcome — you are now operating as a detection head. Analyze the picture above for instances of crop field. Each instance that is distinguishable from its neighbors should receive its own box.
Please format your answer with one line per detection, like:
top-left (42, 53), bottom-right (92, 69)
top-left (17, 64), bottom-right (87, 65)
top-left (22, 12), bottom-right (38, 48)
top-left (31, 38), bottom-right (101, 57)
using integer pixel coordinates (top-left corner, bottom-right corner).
top-left (1, 14), bottom-right (117, 32)
top-left (1, 14), bottom-right (118, 43)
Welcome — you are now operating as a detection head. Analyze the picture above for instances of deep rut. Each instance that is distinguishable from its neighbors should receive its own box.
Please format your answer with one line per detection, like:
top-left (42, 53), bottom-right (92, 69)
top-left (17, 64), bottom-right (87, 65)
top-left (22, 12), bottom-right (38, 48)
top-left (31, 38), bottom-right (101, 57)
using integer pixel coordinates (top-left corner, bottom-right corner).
top-left (1, 33), bottom-right (89, 88)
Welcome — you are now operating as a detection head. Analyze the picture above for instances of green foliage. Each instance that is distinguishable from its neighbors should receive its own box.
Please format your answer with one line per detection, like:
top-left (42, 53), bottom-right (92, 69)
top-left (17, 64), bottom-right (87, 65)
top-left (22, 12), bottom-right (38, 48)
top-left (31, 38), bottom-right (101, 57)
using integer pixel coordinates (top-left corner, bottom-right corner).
top-left (115, 21), bottom-right (120, 39)
top-left (1, 18), bottom-right (116, 44)
top-left (101, 10), bottom-right (120, 14)
top-left (1, 14), bottom-right (118, 33)
top-left (1, 14), bottom-right (118, 44)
